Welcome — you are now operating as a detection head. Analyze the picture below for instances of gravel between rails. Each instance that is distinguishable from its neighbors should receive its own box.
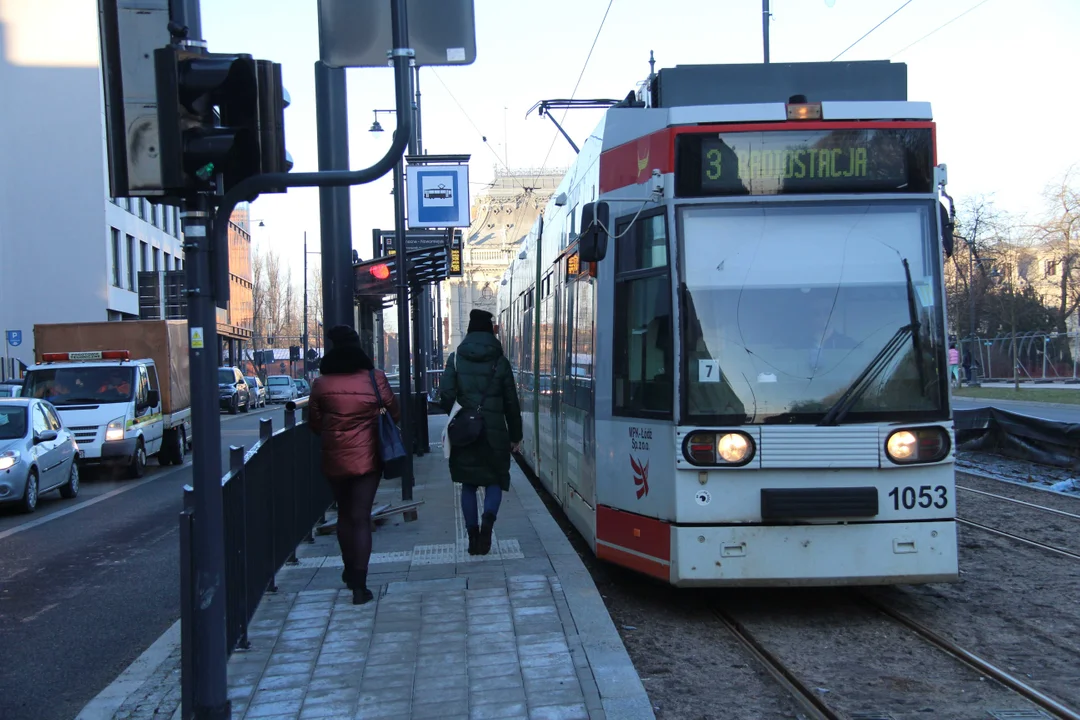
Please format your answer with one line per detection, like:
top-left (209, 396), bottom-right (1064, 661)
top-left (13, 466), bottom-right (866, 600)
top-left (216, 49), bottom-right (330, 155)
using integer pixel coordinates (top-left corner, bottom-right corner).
top-left (721, 588), bottom-right (1051, 719)
top-left (867, 524), bottom-right (1080, 712)
top-left (957, 471), bottom-right (1080, 515)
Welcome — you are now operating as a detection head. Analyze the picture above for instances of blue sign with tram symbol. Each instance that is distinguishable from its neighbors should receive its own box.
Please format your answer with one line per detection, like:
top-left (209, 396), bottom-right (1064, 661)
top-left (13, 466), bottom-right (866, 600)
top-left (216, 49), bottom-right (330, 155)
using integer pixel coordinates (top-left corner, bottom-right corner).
top-left (6, 330), bottom-right (22, 347)
top-left (406, 164), bottom-right (471, 229)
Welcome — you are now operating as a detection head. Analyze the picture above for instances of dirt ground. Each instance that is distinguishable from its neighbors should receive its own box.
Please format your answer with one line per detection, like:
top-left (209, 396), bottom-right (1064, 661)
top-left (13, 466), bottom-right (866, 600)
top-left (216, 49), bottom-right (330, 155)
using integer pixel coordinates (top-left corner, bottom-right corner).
top-left (519, 460), bottom-right (1080, 718)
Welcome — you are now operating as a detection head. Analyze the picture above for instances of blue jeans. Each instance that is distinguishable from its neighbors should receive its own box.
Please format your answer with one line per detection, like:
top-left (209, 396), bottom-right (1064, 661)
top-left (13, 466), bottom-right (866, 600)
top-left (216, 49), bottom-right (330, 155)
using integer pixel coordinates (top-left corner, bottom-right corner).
top-left (462, 484), bottom-right (502, 529)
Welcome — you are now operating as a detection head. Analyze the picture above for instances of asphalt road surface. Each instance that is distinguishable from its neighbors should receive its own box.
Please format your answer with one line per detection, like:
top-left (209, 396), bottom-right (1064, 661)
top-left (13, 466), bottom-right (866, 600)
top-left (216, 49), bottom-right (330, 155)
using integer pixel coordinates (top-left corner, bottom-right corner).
top-left (0, 407), bottom-right (288, 720)
top-left (952, 395), bottom-right (1080, 423)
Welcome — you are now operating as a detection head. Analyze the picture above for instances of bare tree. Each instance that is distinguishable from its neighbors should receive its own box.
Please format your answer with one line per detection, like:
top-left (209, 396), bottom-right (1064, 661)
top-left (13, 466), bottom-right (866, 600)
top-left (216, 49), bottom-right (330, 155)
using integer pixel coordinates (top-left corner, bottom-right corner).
top-left (1030, 168), bottom-right (1080, 334)
top-left (945, 196), bottom-right (1014, 338)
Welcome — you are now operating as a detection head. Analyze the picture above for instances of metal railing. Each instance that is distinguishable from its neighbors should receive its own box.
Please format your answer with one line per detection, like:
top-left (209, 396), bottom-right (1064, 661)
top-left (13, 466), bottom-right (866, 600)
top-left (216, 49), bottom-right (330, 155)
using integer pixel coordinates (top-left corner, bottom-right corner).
top-left (179, 398), bottom-right (333, 719)
top-left (957, 331), bottom-right (1080, 383)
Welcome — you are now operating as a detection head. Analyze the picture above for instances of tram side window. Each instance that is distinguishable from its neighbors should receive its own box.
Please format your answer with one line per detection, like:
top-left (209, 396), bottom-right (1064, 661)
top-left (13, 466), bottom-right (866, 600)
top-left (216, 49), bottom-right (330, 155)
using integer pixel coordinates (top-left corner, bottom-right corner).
top-left (613, 211), bottom-right (673, 418)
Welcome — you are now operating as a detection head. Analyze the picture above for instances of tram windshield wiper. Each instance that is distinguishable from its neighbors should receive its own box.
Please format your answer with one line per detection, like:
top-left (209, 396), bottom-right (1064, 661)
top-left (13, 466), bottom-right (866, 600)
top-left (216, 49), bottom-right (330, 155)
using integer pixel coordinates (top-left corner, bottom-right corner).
top-left (818, 259), bottom-right (922, 427)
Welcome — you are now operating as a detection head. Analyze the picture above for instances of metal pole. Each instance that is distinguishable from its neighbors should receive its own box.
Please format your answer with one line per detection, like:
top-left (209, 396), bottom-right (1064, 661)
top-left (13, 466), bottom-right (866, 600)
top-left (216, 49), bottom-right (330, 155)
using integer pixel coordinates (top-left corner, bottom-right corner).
top-left (169, 1), bottom-right (228, 717)
top-left (436, 281), bottom-right (444, 368)
top-left (406, 64), bottom-right (431, 456)
top-left (303, 231), bottom-right (309, 380)
top-left (315, 62), bottom-right (355, 338)
top-left (762, 0), bottom-right (770, 63)
top-left (183, 198), bottom-right (230, 720)
top-left (394, 158), bottom-right (414, 501)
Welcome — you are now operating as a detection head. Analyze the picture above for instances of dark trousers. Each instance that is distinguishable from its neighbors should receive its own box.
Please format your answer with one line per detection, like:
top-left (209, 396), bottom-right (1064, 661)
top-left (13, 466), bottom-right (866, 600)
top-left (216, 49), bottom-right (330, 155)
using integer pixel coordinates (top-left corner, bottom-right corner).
top-left (330, 471), bottom-right (381, 587)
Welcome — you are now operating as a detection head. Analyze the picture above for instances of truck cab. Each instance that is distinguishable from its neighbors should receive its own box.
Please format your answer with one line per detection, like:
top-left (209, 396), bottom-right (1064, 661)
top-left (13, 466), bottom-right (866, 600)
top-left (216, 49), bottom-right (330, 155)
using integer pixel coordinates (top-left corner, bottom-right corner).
top-left (22, 350), bottom-right (173, 477)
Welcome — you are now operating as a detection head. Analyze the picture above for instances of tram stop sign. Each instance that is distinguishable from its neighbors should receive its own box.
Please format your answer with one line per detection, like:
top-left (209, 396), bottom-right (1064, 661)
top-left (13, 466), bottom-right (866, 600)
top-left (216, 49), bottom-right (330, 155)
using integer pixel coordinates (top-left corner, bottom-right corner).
top-left (317, 0), bottom-right (477, 68)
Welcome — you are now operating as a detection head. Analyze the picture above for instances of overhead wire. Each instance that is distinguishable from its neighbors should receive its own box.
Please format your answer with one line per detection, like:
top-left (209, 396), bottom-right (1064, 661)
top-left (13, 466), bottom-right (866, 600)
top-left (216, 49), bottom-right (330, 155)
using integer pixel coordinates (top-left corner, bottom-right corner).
top-left (831, 0), bottom-right (915, 61)
top-left (427, 67), bottom-right (524, 190)
top-left (531, 0), bottom-right (615, 187)
top-left (889, 0), bottom-right (995, 58)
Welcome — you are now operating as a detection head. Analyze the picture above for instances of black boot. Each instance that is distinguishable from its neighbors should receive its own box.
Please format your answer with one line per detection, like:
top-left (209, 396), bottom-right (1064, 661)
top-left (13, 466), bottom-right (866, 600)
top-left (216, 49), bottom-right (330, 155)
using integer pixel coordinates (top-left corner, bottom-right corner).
top-left (478, 512), bottom-right (496, 555)
top-left (467, 527), bottom-right (480, 555)
top-left (344, 568), bottom-right (374, 605)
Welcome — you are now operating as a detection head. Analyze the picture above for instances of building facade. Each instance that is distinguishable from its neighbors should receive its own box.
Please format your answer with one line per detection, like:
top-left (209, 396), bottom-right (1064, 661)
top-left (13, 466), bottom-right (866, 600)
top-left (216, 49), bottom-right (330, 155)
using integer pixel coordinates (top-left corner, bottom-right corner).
top-left (0, 1), bottom-right (253, 378)
top-left (441, 167), bottom-right (566, 356)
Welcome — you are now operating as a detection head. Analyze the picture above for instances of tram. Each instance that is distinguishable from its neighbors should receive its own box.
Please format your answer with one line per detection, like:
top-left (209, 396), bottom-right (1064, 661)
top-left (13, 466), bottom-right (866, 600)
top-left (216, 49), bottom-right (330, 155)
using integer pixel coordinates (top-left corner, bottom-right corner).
top-left (496, 61), bottom-right (959, 587)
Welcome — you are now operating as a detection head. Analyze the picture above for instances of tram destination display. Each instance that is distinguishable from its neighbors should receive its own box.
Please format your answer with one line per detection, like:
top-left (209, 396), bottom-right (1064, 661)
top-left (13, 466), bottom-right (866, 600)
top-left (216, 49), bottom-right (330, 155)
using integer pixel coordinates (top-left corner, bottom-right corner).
top-left (675, 127), bottom-right (934, 197)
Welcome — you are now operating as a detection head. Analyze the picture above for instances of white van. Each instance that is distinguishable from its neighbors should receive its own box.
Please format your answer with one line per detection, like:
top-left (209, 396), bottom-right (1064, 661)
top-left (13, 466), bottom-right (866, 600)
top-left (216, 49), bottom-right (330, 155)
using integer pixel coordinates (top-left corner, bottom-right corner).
top-left (22, 350), bottom-right (191, 477)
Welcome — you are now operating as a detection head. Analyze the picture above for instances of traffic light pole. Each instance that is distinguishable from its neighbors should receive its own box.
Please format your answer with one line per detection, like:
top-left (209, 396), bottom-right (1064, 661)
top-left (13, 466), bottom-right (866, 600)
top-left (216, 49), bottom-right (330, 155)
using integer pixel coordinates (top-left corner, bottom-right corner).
top-left (315, 61), bottom-right (355, 340)
top-left (168, 0), bottom-right (230, 717)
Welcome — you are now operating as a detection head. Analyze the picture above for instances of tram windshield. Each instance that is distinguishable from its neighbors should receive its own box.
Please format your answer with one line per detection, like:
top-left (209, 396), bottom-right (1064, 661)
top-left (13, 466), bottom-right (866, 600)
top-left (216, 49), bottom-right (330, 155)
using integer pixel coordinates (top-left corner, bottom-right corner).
top-left (679, 201), bottom-right (947, 425)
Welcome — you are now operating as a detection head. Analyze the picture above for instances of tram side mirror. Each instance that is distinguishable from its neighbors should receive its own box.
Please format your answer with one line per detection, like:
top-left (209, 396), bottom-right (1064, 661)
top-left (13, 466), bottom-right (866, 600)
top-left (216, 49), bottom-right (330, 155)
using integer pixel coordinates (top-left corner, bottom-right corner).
top-left (579, 201), bottom-right (610, 263)
top-left (939, 201), bottom-right (955, 258)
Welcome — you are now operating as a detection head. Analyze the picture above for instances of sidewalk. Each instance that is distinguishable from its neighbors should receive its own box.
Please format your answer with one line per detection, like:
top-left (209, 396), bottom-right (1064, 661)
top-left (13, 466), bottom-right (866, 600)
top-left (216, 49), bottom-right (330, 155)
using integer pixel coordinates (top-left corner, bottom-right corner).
top-left (81, 437), bottom-right (653, 720)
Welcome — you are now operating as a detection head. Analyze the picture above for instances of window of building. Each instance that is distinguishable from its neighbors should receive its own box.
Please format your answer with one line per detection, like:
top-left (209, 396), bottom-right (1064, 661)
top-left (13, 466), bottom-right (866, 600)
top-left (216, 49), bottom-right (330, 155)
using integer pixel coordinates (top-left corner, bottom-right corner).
top-left (140, 241), bottom-right (149, 273)
top-left (174, 208), bottom-right (182, 237)
top-left (126, 234), bottom-right (136, 290)
top-left (153, 247), bottom-right (161, 272)
top-left (613, 210), bottom-right (673, 418)
top-left (165, 253), bottom-right (172, 271)
top-left (138, 199), bottom-right (146, 220)
top-left (176, 257), bottom-right (183, 271)
top-left (111, 228), bottom-right (122, 287)
top-left (1046, 259), bottom-right (1058, 276)
top-left (150, 204), bottom-right (158, 228)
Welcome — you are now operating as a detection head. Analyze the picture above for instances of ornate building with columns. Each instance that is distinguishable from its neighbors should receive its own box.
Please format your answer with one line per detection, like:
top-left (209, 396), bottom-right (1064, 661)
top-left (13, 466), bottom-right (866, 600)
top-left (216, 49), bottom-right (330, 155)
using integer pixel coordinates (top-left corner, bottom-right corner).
top-left (441, 167), bottom-right (566, 355)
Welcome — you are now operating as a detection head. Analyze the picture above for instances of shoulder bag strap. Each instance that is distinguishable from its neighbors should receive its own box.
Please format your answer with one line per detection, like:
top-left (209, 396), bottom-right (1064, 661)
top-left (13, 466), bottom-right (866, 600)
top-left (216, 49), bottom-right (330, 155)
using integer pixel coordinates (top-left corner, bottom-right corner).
top-left (369, 370), bottom-right (386, 412)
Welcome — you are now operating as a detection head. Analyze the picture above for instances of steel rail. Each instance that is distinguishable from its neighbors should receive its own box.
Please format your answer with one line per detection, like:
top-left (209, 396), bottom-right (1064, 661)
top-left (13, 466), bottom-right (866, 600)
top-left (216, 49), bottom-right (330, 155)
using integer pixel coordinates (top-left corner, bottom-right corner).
top-left (713, 608), bottom-right (840, 720)
top-left (957, 485), bottom-right (1080, 521)
top-left (957, 518), bottom-right (1080, 561)
top-left (858, 594), bottom-right (1080, 720)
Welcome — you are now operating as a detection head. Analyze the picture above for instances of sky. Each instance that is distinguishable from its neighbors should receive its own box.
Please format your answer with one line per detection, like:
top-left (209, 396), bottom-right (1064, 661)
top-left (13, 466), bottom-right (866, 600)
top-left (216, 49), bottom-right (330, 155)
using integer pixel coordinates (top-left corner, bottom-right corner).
top-left (200, 0), bottom-right (1080, 281)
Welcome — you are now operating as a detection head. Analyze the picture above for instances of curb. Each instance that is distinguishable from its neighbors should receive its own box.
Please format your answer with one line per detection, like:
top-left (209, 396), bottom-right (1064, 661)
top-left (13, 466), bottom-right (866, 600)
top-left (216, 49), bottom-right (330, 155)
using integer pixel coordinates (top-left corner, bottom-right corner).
top-left (511, 466), bottom-right (656, 720)
top-left (74, 620), bottom-right (181, 720)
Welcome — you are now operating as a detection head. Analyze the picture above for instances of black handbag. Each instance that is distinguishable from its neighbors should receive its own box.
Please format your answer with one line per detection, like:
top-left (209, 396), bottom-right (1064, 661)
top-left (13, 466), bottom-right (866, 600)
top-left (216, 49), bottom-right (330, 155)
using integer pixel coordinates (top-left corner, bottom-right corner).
top-left (446, 355), bottom-right (497, 448)
top-left (370, 370), bottom-right (406, 479)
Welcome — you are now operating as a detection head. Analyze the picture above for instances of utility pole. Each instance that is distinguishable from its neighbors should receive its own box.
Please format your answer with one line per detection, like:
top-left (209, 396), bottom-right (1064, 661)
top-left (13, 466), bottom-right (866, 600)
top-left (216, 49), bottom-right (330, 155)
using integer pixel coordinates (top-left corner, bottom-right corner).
top-left (762, 0), bottom-right (771, 63)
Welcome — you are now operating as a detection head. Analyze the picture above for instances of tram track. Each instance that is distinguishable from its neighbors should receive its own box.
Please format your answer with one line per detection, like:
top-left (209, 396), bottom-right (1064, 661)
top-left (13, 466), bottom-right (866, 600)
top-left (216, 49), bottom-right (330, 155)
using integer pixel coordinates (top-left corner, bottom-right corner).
top-left (957, 484), bottom-right (1080, 561)
top-left (713, 590), bottom-right (1080, 720)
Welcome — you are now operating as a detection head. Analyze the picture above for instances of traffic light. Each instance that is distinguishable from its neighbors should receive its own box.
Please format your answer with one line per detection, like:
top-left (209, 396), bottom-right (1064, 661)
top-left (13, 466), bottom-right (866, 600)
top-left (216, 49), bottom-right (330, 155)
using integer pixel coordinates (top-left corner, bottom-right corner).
top-left (155, 46), bottom-right (261, 195)
top-left (289, 346), bottom-right (301, 361)
top-left (370, 263), bottom-right (391, 281)
top-left (256, 60), bottom-right (293, 194)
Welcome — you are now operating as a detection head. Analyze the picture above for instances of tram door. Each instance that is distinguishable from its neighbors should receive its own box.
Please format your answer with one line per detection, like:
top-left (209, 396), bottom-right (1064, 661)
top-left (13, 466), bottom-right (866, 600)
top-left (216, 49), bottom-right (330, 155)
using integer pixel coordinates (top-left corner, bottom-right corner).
top-left (537, 271), bottom-right (559, 494)
top-left (555, 262), bottom-right (574, 508)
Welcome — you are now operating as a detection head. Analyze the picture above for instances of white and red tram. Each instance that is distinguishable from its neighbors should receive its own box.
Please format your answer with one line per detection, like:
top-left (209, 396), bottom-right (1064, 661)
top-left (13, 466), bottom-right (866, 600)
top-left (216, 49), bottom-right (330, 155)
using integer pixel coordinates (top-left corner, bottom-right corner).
top-left (496, 61), bottom-right (959, 587)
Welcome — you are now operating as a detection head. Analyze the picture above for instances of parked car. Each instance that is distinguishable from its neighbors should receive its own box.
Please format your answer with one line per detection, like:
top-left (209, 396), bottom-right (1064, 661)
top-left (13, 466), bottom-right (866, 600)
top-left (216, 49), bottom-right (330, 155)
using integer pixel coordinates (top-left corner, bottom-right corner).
top-left (218, 367), bottom-right (251, 414)
top-left (294, 378), bottom-right (311, 398)
top-left (265, 375), bottom-right (297, 403)
top-left (0, 398), bottom-right (80, 513)
top-left (0, 381), bottom-right (22, 398)
top-left (245, 376), bottom-right (267, 408)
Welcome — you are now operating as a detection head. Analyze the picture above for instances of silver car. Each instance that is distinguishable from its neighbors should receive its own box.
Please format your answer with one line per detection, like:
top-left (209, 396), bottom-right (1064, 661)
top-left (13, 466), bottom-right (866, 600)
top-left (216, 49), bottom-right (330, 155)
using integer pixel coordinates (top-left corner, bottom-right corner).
top-left (0, 398), bottom-right (80, 513)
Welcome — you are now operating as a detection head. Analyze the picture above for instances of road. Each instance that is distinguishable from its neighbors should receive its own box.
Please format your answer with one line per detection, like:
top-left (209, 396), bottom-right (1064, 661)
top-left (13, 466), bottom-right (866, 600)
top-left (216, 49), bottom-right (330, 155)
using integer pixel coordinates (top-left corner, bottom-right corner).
top-left (953, 396), bottom-right (1080, 424)
top-left (0, 406), bottom-right (288, 720)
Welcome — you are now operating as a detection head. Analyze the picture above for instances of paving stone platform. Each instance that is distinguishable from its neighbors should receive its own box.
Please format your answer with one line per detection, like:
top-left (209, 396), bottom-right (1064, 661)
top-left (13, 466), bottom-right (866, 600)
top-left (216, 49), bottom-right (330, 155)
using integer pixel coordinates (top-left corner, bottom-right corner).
top-left (223, 444), bottom-right (654, 720)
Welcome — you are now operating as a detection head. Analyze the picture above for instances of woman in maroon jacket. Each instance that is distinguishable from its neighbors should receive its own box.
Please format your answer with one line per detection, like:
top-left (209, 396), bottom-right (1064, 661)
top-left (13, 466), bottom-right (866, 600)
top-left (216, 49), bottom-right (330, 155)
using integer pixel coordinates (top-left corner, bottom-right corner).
top-left (309, 326), bottom-right (400, 604)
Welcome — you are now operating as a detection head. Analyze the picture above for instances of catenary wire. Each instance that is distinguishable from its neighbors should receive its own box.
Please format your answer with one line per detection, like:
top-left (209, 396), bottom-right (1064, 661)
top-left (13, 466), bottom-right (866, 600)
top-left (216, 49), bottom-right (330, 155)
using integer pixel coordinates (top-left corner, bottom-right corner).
top-left (532, 0), bottom-right (615, 187)
top-left (832, 0), bottom-right (915, 61)
top-left (427, 67), bottom-right (523, 190)
top-left (889, 0), bottom-right (995, 58)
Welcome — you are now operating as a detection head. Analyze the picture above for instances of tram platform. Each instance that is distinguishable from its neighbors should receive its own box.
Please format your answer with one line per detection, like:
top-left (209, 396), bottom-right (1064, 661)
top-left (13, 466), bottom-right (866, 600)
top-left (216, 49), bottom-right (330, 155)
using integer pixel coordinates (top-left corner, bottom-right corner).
top-left (217, 435), bottom-right (653, 720)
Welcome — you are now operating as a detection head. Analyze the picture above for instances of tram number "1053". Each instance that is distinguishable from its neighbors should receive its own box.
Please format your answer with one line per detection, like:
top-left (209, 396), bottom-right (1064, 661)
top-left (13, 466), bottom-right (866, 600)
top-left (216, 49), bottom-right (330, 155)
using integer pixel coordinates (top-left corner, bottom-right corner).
top-left (888, 485), bottom-right (949, 510)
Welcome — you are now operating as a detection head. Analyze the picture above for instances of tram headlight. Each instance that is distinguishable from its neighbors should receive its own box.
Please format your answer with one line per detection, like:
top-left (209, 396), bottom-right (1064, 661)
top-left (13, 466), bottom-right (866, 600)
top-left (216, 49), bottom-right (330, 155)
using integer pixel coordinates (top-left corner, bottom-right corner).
top-left (885, 427), bottom-right (950, 465)
top-left (683, 431), bottom-right (755, 467)
top-left (717, 433), bottom-right (751, 463)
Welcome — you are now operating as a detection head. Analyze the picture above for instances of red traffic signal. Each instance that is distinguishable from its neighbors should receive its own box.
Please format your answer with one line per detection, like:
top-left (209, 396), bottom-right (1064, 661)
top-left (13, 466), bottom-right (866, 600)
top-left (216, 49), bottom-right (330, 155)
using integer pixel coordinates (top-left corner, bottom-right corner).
top-left (370, 263), bottom-right (391, 280)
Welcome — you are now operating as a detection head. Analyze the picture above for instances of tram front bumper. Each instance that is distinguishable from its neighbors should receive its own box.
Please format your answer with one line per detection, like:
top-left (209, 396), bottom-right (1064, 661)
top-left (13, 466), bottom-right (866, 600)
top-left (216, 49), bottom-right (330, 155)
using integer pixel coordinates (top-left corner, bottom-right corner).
top-left (670, 520), bottom-right (958, 587)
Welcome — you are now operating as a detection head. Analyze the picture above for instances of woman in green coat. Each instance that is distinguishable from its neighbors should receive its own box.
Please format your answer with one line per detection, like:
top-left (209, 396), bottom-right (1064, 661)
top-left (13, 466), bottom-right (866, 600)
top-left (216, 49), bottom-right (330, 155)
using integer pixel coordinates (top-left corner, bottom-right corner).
top-left (440, 309), bottom-right (523, 555)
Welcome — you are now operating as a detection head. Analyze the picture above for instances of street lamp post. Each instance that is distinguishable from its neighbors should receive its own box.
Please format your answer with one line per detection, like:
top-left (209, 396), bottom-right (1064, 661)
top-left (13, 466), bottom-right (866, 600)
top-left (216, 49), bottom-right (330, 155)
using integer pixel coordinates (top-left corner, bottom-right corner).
top-left (302, 232), bottom-right (320, 380)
